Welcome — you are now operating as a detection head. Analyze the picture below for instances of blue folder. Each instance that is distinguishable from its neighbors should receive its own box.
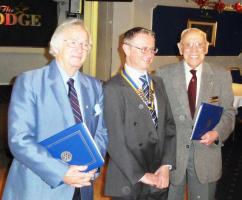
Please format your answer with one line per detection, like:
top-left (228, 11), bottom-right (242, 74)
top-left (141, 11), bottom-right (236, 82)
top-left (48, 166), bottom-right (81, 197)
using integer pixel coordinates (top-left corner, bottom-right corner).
top-left (190, 103), bottom-right (223, 140)
top-left (39, 122), bottom-right (104, 171)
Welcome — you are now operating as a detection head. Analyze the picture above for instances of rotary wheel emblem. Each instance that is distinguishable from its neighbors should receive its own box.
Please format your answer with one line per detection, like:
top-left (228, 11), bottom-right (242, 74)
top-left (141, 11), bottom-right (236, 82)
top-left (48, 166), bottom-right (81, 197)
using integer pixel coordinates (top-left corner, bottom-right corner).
top-left (61, 151), bottom-right (72, 162)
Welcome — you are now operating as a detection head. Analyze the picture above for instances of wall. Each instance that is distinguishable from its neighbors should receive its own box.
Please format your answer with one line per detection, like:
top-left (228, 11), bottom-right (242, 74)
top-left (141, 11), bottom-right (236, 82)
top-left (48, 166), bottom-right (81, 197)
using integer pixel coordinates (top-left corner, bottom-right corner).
top-left (0, 1), bottom-right (81, 85)
top-left (0, 0), bottom-right (99, 84)
top-left (0, 48), bottom-right (51, 84)
top-left (0, 0), bottom-right (58, 85)
top-left (0, 0), bottom-right (241, 84)
top-left (96, 2), bottom-right (113, 81)
top-left (99, 0), bottom-right (242, 77)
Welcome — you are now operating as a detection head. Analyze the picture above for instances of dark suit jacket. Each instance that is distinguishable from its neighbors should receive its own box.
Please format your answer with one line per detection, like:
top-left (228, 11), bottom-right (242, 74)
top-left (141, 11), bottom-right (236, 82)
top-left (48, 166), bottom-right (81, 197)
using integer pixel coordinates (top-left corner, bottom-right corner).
top-left (104, 73), bottom-right (176, 198)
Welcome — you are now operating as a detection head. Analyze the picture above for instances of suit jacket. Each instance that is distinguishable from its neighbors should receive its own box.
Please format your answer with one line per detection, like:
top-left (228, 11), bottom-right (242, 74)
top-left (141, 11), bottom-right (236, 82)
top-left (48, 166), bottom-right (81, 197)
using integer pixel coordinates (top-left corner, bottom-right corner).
top-left (3, 60), bottom-right (108, 200)
top-left (104, 73), bottom-right (176, 198)
top-left (157, 61), bottom-right (235, 185)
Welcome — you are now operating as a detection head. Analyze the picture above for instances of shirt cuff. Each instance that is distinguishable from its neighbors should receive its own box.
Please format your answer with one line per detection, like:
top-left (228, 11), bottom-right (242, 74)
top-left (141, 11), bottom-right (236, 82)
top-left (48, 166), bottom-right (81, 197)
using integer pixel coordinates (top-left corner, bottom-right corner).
top-left (163, 164), bottom-right (172, 170)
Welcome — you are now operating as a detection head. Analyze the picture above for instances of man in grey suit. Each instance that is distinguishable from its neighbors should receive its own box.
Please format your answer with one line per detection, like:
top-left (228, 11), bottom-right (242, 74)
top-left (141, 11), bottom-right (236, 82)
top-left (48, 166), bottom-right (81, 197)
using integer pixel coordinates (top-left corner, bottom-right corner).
top-left (104, 27), bottom-right (176, 200)
top-left (3, 19), bottom-right (108, 200)
top-left (156, 28), bottom-right (235, 200)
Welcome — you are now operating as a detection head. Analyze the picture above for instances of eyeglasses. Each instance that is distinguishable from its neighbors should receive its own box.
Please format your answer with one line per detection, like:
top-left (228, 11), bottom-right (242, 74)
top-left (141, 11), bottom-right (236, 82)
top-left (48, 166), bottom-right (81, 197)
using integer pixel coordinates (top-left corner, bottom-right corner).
top-left (181, 42), bottom-right (206, 51)
top-left (64, 39), bottom-right (91, 51)
top-left (124, 42), bottom-right (158, 55)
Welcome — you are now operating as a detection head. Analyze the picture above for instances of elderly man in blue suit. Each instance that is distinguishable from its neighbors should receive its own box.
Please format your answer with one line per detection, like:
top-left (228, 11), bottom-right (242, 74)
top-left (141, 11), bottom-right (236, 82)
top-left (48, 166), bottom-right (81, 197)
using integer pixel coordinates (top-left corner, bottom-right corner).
top-left (3, 19), bottom-right (108, 200)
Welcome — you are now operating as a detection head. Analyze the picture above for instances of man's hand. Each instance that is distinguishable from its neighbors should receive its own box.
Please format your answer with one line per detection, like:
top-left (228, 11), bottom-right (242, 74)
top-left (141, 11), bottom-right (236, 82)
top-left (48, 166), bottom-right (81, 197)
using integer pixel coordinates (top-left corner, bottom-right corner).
top-left (200, 130), bottom-right (219, 146)
top-left (139, 173), bottom-right (158, 186)
top-left (154, 165), bottom-right (169, 189)
top-left (63, 165), bottom-right (96, 188)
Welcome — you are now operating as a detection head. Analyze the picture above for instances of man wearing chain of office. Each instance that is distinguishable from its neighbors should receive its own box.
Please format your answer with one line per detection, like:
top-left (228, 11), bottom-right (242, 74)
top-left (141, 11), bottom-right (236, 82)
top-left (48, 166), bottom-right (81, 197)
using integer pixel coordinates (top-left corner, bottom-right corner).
top-left (104, 27), bottom-right (176, 200)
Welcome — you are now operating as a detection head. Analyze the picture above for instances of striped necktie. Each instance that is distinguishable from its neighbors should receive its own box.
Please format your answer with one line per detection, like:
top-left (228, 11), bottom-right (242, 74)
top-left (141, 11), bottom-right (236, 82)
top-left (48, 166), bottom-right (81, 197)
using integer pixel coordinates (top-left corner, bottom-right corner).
top-left (139, 75), bottom-right (150, 100)
top-left (139, 75), bottom-right (158, 129)
top-left (67, 78), bottom-right (83, 123)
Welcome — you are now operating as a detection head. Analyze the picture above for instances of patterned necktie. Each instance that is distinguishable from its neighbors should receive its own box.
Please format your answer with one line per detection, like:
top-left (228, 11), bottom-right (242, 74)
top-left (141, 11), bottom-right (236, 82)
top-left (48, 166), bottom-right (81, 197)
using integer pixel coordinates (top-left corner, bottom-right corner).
top-left (188, 70), bottom-right (197, 119)
top-left (139, 75), bottom-right (150, 100)
top-left (67, 78), bottom-right (83, 123)
top-left (67, 79), bottom-right (84, 200)
top-left (139, 75), bottom-right (158, 129)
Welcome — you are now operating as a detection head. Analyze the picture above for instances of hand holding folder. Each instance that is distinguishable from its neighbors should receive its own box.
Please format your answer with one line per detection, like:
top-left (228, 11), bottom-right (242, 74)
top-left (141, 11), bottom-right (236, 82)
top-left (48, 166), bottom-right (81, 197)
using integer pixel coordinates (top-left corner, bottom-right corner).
top-left (190, 103), bottom-right (223, 140)
top-left (39, 123), bottom-right (104, 171)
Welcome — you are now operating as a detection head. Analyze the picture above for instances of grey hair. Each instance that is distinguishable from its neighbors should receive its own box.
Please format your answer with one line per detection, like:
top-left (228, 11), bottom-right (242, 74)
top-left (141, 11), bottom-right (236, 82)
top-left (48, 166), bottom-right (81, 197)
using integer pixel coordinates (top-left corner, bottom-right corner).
top-left (49, 18), bottom-right (92, 56)
top-left (179, 28), bottom-right (208, 44)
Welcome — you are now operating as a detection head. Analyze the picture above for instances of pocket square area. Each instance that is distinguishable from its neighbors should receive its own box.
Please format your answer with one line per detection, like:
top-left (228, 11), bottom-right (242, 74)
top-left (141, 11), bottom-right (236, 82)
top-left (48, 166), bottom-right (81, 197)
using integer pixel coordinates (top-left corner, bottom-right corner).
top-left (94, 104), bottom-right (101, 116)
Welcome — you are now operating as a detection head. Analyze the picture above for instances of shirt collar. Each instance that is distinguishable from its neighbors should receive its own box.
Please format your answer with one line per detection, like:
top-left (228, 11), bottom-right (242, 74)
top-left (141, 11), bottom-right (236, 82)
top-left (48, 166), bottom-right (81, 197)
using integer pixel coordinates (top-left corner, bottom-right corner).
top-left (56, 61), bottom-right (79, 93)
top-left (124, 64), bottom-right (149, 87)
top-left (184, 61), bottom-right (202, 75)
top-left (57, 62), bottom-right (78, 82)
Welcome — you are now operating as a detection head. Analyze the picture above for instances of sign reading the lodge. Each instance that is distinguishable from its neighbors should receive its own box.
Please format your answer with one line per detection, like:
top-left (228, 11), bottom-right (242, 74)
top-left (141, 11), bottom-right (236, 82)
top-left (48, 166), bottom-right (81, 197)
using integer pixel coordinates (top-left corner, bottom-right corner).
top-left (0, 0), bottom-right (57, 47)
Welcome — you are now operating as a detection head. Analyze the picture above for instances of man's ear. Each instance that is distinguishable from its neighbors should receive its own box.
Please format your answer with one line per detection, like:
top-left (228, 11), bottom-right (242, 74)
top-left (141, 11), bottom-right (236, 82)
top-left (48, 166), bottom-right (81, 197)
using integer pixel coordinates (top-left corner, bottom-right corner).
top-left (52, 45), bottom-right (60, 56)
top-left (204, 41), bottom-right (209, 55)
top-left (122, 43), bottom-right (130, 56)
top-left (177, 42), bottom-right (183, 55)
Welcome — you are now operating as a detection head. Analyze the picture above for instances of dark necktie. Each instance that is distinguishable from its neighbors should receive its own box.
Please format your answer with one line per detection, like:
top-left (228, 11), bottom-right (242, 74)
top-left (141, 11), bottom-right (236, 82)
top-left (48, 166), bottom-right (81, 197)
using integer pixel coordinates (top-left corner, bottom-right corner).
top-left (188, 70), bottom-right (197, 118)
top-left (139, 75), bottom-right (158, 129)
top-left (67, 78), bottom-right (83, 123)
top-left (67, 79), bottom-right (83, 200)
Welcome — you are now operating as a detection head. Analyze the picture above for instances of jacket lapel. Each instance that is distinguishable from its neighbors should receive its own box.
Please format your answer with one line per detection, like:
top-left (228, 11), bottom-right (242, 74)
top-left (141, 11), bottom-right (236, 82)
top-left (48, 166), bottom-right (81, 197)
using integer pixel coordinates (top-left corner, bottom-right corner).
top-left (77, 72), bottom-right (93, 130)
top-left (172, 63), bottom-right (192, 120)
top-left (120, 74), bottom-right (148, 109)
top-left (48, 60), bottom-right (75, 127)
top-left (152, 77), bottom-right (163, 131)
top-left (195, 63), bottom-right (214, 117)
top-left (119, 74), bottom-right (156, 131)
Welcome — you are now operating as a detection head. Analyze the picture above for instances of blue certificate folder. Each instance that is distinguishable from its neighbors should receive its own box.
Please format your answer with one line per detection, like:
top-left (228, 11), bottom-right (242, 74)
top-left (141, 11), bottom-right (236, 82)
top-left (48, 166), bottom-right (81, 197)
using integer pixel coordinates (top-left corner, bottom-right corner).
top-left (39, 123), bottom-right (104, 171)
top-left (190, 103), bottom-right (223, 140)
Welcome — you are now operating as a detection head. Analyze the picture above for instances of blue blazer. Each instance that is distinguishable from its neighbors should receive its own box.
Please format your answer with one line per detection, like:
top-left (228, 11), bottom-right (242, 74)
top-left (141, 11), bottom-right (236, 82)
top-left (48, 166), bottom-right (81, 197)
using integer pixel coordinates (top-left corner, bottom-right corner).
top-left (3, 60), bottom-right (108, 200)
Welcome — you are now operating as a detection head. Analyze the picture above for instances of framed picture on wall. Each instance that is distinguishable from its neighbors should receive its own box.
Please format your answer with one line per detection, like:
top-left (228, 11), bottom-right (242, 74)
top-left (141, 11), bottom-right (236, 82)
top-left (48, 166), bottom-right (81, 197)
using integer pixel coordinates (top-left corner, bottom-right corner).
top-left (187, 20), bottom-right (217, 47)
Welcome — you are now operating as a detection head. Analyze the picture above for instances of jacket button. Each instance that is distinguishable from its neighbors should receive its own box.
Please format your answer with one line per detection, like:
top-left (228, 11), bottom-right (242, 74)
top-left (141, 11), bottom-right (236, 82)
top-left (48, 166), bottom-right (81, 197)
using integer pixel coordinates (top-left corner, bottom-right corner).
top-left (186, 145), bottom-right (190, 149)
top-left (122, 186), bottom-right (131, 195)
top-left (134, 122), bottom-right (137, 126)
top-left (179, 115), bottom-right (185, 120)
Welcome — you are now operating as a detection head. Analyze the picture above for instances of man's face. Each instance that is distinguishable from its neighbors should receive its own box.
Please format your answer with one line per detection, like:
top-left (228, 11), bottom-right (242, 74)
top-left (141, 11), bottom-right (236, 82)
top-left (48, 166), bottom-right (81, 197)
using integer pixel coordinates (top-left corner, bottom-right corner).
top-left (178, 31), bottom-right (208, 69)
top-left (56, 25), bottom-right (90, 73)
top-left (123, 33), bottom-right (156, 72)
